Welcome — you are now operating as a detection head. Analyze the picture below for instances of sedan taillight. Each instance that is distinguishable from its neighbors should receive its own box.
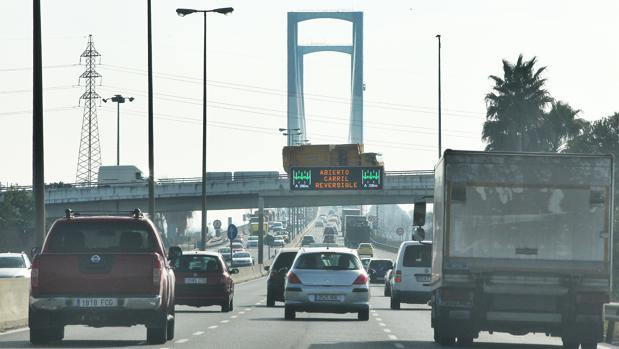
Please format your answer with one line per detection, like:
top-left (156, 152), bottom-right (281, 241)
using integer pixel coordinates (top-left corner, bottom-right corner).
top-left (287, 271), bottom-right (301, 284)
top-left (353, 273), bottom-right (369, 285)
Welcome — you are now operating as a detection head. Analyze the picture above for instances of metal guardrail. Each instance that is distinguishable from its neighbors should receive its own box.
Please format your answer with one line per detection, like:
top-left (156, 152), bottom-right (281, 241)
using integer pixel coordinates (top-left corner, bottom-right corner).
top-left (0, 170), bottom-right (435, 192)
top-left (604, 303), bottom-right (619, 343)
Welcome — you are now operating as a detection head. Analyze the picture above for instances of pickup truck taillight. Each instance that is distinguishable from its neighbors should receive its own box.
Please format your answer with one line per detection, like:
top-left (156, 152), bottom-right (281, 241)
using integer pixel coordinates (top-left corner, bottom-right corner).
top-left (394, 270), bottom-right (402, 283)
top-left (31, 257), bottom-right (40, 289)
top-left (152, 254), bottom-right (162, 291)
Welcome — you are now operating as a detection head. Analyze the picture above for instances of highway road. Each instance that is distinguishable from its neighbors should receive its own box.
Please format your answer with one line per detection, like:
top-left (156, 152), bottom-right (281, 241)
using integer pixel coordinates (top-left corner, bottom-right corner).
top-left (0, 228), bottom-right (565, 349)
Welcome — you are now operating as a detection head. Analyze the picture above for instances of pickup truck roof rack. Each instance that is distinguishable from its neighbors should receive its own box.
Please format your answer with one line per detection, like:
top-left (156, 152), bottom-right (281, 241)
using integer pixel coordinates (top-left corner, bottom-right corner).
top-left (64, 208), bottom-right (144, 219)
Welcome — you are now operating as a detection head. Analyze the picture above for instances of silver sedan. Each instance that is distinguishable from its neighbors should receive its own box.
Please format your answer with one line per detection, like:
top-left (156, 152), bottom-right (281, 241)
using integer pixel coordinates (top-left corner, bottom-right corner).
top-left (284, 247), bottom-right (370, 321)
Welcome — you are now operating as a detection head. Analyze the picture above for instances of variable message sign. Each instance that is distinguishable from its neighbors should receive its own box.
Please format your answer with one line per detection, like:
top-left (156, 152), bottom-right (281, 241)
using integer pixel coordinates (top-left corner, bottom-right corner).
top-left (290, 167), bottom-right (383, 191)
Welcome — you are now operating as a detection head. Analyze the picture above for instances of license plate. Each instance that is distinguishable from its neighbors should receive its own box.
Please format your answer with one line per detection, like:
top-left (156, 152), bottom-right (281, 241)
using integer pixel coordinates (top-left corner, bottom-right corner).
top-left (184, 277), bottom-right (207, 284)
top-left (314, 294), bottom-right (341, 302)
top-left (76, 298), bottom-right (117, 307)
top-left (416, 274), bottom-right (431, 282)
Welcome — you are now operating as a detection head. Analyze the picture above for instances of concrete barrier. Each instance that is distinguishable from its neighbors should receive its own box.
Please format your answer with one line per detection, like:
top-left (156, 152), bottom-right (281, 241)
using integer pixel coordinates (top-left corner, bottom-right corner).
top-left (0, 278), bottom-right (29, 332)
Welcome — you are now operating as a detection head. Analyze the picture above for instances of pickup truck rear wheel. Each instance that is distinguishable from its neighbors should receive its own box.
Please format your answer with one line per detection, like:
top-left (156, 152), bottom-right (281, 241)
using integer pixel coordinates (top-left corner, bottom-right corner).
top-left (221, 297), bottom-right (233, 312)
top-left (390, 294), bottom-right (401, 310)
top-left (147, 314), bottom-right (168, 344)
top-left (266, 293), bottom-right (275, 307)
top-left (284, 306), bottom-right (296, 320)
top-left (30, 327), bottom-right (63, 344)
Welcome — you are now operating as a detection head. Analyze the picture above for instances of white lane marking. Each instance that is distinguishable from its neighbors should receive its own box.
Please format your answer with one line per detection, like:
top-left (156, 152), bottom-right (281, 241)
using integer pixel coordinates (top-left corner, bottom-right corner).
top-left (175, 339), bottom-right (189, 344)
top-left (193, 331), bottom-right (205, 336)
top-left (379, 322), bottom-right (386, 327)
top-left (394, 343), bottom-right (404, 349)
top-left (239, 311), bottom-right (245, 314)
top-left (255, 302), bottom-right (261, 305)
top-left (221, 320), bottom-right (230, 323)
top-left (372, 312), bottom-right (378, 316)
top-left (383, 328), bottom-right (392, 333)
top-left (0, 327), bottom-right (29, 336)
top-left (246, 308), bottom-right (252, 311)
top-left (371, 309), bottom-right (376, 312)
top-left (231, 315), bottom-right (238, 319)
top-left (376, 318), bottom-right (383, 321)
top-left (208, 325), bottom-right (218, 329)
top-left (388, 334), bottom-right (398, 340)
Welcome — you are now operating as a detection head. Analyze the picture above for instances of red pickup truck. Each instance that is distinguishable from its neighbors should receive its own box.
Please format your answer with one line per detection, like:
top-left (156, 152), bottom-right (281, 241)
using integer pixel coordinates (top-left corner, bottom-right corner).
top-left (28, 209), bottom-right (175, 344)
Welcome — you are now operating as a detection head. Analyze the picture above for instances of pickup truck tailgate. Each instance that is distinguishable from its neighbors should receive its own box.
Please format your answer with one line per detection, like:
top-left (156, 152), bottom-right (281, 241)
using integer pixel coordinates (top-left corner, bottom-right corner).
top-left (36, 253), bottom-right (156, 295)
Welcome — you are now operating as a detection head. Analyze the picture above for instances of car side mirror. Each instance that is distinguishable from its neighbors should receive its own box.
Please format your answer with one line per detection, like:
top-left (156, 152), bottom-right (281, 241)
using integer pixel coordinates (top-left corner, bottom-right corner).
top-left (264, 265), bottom-right (270, 271)
top-left (168, 246), bottom-right (182, 261)
top-left (30, 247), bottom-right (40, 259)
top-left (230, 268), bottom-right (239, 274)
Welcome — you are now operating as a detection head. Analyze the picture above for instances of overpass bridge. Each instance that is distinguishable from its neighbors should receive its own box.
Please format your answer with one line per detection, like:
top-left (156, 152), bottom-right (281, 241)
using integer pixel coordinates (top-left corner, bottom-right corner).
top-left (28, 171), bottom-right (434, 217)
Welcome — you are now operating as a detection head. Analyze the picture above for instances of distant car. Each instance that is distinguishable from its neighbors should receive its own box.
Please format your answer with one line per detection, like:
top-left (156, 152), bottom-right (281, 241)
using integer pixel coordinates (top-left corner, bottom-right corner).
top-left (284, 247), bottom-right (370, 321)
top-left (274, 232), bottom-right (289, 244)
top-left (301, 235), bottom-right (315, 246)
top-left (265, 248), bottom-right (299, 307)
top-left (218, 247), bottom-right (232, 262)
top-left (368, 259), bottom-right (393, 284)
top-left (231, 242), bottom-right (244, 251)
top-left (357, 243), bottom-right (373, 257)
top-left (232, 251), bottom-right (254, 267)
top-left (172, 251), bottom-right (238, 312)
top-left (0, 252), bottom-right (31, 278)
top-left (273, 238), bottom-right (285, 247)
top-left (323, 226), bottom-right (337, 235)
top-left (360, 257), bottom-right (372, 271)
top-left (314, 221), bottom-right (324, 228)
top-left (323, 235), bottom-right (335, 244)
top-left (246, 240), bottom-right (258, 248)
top-left (384, 269), bottom-right (393, 296)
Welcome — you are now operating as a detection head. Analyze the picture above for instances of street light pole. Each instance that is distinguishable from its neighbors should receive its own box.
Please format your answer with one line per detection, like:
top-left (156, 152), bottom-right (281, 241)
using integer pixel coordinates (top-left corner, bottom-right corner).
top-left (436, 34), bottom-right (442, 159)
top-left (103, 94), bottom-right (134, 166)
top-left (177, 6), bottom-right (233, 251)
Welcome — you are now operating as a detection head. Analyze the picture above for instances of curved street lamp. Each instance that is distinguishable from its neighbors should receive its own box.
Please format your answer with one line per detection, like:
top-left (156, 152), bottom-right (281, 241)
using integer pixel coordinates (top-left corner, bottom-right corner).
top-left (176, 6), bottom-right (233, 251)
top-left (103, 94), bottom-right (135, 165)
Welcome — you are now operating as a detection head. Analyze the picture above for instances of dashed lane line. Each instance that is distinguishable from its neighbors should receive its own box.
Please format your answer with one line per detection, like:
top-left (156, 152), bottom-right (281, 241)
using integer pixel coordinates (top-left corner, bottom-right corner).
top-left (383, 329), bottom-right (392, 333)
top-left (221, 320), bottom-right (230, 323)
top-left (175, 339), bottom-right (189, 344)
top-left (378, 323), bottom-right (386, 327)
top-left (388, 334), bottom-right (398, 341)
top-left (239, 311), bottom-right (245, 314)
top-left (208, 325), bottom-right (218, 329)
top-left (193, 331), bottom-right (205, 336)
top-left (231, 315), bottom-right (238, 319)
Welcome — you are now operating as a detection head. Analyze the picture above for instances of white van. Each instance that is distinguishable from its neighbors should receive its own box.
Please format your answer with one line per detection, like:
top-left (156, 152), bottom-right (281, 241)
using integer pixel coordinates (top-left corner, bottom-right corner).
top-left (390, 240), bottom-right (432, 309)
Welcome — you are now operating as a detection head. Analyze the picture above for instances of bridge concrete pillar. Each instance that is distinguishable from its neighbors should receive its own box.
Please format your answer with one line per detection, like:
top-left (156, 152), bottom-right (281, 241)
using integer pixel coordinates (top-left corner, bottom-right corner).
top-left (163, 211), bottom-right (192, 246)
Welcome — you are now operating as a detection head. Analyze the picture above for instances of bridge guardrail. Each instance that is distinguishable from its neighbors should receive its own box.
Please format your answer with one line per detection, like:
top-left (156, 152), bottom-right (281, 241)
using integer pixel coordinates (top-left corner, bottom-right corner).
top-left (0, 170), bottom-right (435, 192)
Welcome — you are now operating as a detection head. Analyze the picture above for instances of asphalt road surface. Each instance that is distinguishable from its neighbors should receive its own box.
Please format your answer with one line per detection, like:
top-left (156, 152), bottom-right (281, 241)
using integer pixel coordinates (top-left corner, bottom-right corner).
top-left (0, 230), bottom-right (565, 349)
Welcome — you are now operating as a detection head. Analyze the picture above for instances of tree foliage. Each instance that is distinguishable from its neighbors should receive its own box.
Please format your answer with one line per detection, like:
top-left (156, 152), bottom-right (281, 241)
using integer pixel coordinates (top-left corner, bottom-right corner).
top-left (0, 187), bottom-right (35, 251)
top-left (482, 55), bottom-right (585, 152)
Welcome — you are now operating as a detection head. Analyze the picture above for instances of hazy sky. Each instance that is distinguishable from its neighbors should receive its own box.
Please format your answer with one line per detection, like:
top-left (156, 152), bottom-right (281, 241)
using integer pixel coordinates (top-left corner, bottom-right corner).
top-left (1, 0), bottom-right (618, 186)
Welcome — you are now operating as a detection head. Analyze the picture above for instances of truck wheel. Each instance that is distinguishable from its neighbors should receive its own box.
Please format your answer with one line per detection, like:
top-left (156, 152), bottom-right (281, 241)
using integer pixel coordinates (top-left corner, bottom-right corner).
top-left (266, 293), bottom-right (275, 307)
top-left (358, 308), bottom-right (369, 321)
top-left (146, 314), bottom-right (168, 344)
top-left (30, 328), bottom-right (62, 344)
top-left (457, 336), bottom-right (473, 346)
top-left (434, 325), bottom-right (455, 346)
top-left (580, 342), bottom-right (597, 349)
top-left (221, 298), bottom-right (231, 312)
top-left (284, 306), bottom-right (296, 320)
top-left (390, 294), bottom-right (401, 310)
top-left (561, 338), bottom-right (579, 349)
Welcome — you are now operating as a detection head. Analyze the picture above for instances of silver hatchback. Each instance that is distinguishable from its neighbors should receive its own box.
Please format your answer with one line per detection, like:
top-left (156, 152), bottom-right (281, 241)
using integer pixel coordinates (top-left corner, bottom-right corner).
top-left (284, 247), bottom-right (370, 321)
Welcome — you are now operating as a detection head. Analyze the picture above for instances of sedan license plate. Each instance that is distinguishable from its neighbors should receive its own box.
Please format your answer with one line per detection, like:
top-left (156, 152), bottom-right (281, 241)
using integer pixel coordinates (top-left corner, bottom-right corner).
top-left (314, 294), bottom-right (341, 302)
top-left (76, 298), bottom-right (117, 307)
top-left (184, 277), bottom-right (207, 284)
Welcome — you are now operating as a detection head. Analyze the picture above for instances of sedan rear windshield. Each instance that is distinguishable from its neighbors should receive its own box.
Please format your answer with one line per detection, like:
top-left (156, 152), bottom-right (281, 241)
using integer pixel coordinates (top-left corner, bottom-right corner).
top-left (0, 256), bottom-right (26, 268)
top-left (369, 260), bottom-right (393, 270)
top-left (272, 252), bottom-right (297, 270)
top-left (234, 252), bottom-right (251, 258)
top-left (173, 255), bottom-right (221, 273)
top-left (46, 221), bottom-right (156, 253)
top-left (294, 252), bottom-right (360, 270)
top-left (403, 244), bottom-right (432, 267)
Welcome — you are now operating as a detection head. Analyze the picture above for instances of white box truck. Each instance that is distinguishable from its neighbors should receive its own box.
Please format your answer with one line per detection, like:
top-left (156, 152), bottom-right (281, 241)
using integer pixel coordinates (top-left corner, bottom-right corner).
top-left (431, 150), bottom-right (614, 349)
top-left (98, 165), bottom-right (145, 185)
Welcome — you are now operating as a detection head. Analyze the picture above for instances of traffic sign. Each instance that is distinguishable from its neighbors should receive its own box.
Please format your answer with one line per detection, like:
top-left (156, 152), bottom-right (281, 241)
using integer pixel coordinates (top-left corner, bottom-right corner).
top-left (227, 224), bottom-right (238, 240)
top-left (396, 227), bottom-right (404, 236)
top-left (213, 220), bottom-right (222, 229)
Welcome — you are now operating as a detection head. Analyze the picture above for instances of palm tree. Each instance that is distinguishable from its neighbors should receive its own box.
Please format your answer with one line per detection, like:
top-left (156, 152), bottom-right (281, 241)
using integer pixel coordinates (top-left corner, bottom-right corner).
top-left (542, 101), bottom-right (586, 152)
top-left (483, 55), bottom-right (553, 151)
